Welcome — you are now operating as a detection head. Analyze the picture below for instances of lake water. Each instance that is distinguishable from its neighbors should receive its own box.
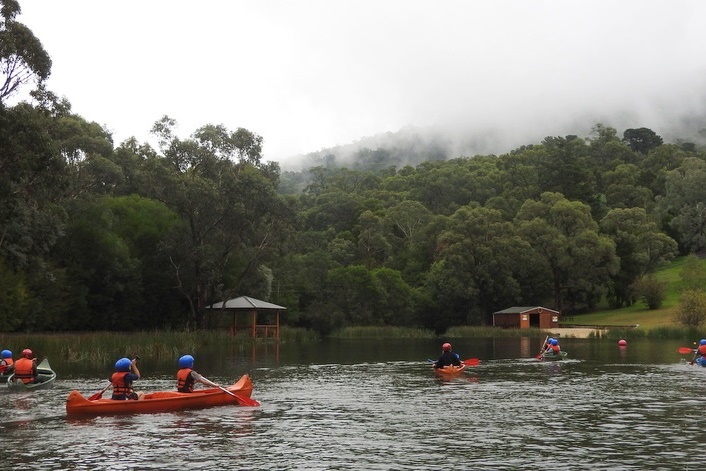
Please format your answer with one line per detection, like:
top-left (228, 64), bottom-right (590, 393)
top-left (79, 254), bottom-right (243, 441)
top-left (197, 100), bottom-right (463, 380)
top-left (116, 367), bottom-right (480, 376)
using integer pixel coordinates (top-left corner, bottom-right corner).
top-left (0, 337), bottom-right (704, 470)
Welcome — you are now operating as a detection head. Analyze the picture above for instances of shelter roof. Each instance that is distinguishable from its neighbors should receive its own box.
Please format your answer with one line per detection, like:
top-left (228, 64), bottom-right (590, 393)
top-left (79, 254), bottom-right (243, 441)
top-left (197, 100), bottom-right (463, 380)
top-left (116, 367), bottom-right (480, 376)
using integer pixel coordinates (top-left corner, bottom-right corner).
top-left (493, 306), bottom-right (559, 315)
top-left (206, 296), bottom-right (287, 311)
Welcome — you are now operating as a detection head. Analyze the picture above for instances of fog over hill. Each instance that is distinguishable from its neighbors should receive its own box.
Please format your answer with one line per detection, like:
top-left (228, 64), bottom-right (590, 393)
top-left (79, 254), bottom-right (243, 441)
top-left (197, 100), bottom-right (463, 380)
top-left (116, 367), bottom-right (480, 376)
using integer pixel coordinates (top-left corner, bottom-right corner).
top-left (282, 104), bottom-right (706, 171)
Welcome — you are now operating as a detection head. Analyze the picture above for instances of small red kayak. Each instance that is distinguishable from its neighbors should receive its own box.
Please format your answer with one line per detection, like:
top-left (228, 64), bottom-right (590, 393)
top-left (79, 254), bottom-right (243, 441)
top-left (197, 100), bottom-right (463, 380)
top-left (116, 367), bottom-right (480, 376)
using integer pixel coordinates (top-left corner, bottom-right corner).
top-left (433, 364), bottom-right (467, 377)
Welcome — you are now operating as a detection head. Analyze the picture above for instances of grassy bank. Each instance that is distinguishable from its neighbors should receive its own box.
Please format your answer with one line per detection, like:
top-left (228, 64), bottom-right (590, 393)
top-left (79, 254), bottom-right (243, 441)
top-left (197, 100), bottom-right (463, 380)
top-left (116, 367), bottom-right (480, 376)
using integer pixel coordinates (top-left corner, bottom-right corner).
top-left (567, 256), bottom-right (698, 330)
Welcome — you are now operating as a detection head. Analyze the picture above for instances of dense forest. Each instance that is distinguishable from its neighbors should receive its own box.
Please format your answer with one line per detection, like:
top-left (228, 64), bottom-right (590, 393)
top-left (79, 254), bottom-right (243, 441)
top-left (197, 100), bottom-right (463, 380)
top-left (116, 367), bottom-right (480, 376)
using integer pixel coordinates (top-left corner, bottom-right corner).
top-left (1, 0), bottom-right (705, 335)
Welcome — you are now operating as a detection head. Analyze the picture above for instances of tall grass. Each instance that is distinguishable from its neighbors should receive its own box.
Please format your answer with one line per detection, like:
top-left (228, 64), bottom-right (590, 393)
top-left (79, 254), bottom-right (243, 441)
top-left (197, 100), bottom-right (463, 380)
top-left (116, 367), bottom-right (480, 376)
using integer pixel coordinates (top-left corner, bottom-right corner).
top-left (331, 326), bottom-right (436, 339)
top-left (0, 327), bottom-right (317, 365)
top-left (329, 326), bottom-right (556, 339)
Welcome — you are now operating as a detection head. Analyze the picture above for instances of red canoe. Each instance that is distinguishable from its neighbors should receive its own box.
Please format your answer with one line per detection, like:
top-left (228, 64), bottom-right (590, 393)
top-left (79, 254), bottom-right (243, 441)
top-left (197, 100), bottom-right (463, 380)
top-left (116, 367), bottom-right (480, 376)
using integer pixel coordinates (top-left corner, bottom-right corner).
top-left (66, 374), bottom-right (258, 416)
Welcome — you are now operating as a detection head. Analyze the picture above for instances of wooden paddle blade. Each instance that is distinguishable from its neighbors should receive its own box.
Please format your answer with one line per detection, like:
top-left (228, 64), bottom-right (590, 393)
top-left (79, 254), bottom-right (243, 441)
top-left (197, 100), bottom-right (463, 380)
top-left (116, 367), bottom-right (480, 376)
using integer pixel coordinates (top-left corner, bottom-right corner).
top-left (678, 347), bottom-right (695, 354)
top-left (462, 358), bottom-right (480, 366)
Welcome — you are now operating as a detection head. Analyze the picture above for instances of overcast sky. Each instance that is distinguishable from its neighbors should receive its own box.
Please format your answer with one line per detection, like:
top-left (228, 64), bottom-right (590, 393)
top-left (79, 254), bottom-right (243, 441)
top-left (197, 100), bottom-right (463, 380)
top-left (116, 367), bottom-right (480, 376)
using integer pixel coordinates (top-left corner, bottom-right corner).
top-left (16, 0), bottom-right (706, 164)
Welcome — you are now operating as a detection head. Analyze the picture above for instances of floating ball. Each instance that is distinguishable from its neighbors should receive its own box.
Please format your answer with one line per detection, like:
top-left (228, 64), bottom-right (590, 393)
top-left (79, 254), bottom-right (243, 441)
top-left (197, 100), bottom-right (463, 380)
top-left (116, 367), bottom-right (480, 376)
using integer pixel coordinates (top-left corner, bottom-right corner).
top-left (618, 339), bottom-right (627, 346)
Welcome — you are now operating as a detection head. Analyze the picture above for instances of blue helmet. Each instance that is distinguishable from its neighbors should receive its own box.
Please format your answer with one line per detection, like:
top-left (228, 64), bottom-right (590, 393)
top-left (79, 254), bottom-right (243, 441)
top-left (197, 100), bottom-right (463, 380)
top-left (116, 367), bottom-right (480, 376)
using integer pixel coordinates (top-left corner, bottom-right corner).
top-left (115, 357), bottom-right (131, 372)
top-left (179, 355), bottom-right (194, 368)
top-left (700, 339), bottom-right (706, 346)
top-left (551, 339), bottom-right (559, 346)
top-left (547, 338), bottom-right (555, 343)
top-left (1, 350), bottom-right (11, 359)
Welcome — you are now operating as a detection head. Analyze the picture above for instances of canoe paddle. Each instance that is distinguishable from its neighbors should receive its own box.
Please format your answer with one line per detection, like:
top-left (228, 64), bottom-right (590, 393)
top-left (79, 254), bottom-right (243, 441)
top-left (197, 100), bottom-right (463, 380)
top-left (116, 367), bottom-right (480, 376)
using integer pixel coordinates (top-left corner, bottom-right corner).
top-left (427, 358), bottom-right (479, 366)
top-left (88, 382), bottom-right (112, 401)
top-left (678, 347), bottom-right (695, 354)
top-left (536, 335), bottom-right (549, 359)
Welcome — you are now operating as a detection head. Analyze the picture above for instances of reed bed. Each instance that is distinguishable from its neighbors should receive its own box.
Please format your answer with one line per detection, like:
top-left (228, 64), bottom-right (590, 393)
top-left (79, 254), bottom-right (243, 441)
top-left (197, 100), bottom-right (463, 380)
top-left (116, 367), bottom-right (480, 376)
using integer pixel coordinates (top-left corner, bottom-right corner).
top-left (0, 327), bottom-right (317, 365)
top-left (330, 326), bottom-right (436, 339)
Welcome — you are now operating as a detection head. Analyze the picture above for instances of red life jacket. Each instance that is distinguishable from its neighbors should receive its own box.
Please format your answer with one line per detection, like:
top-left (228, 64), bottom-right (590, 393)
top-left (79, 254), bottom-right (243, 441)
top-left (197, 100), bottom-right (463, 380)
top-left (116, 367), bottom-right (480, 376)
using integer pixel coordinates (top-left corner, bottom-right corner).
top-left (111, 372), bottom-right (134, 397)
top-left (551, 345), bottom-right (561, 354)
top-left (176, 368), bottom-right (195, 392)
top-left (698, 345), bottom-right (706, 356)
top-left (13, 358), bottom-right (36, 384)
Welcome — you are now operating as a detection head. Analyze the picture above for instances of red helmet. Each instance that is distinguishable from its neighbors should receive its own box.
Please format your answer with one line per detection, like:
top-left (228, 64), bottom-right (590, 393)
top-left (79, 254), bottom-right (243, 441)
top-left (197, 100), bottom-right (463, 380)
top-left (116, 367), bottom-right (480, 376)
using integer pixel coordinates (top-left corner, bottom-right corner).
top-left (21, 349), bottom-right (33, 358)
top-left (442, 343), bottom-right (452, 351)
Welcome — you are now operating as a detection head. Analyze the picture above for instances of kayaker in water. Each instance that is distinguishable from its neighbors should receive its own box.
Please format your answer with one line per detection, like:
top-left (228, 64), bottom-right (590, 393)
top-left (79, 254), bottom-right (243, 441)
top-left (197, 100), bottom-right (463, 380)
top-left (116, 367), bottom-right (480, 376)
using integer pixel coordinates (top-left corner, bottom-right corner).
top-left (111, 357), bottom-right (144, 400)
top-left (176, 355), bottom-right (221, 392)
top-left (544, 338), bottom-right (561, 356)
top-left (432, 343), bottom-right (462, 369)
top-left (545, 337), bottom-right (555, 351)
top-left (692, 339), bottom-right (706, 363)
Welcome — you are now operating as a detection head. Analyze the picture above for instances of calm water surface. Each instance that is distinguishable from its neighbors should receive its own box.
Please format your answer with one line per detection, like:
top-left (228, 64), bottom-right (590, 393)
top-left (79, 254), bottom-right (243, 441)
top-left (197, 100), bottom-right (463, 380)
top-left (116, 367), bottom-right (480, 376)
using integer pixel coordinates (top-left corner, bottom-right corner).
top-left (0, 337), bottom-right (704, 470)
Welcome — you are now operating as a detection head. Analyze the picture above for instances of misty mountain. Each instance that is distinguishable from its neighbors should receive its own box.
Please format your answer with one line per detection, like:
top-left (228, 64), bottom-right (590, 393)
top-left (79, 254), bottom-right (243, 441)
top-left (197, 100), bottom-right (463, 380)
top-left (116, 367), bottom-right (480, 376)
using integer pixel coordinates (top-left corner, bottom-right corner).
top-left (280, 112), bottom-right (706, 173)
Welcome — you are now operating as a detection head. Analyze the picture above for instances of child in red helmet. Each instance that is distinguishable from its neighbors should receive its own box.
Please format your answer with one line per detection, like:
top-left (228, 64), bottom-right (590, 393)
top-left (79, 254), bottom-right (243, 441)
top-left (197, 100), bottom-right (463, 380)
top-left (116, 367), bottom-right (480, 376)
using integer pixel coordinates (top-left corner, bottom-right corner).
top-left (432, 342), bottom-right (462, 369)
top-left (8, 349), bottom-right (39, 384)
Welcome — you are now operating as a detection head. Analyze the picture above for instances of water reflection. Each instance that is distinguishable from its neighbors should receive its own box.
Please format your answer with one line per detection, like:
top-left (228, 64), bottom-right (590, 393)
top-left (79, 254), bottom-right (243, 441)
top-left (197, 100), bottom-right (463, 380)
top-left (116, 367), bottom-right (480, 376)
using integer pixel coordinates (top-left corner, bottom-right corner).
top-left (0, 338), bottom-right (705, 469)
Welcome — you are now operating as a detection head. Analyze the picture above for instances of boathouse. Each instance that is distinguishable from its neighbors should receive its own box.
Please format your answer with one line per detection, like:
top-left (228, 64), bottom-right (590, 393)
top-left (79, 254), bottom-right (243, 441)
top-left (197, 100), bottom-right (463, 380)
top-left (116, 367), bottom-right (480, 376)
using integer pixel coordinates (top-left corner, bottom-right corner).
top-left (492, 306), bottom-right (560, 329)
top-left (206, 296), bottom-right (287, 340)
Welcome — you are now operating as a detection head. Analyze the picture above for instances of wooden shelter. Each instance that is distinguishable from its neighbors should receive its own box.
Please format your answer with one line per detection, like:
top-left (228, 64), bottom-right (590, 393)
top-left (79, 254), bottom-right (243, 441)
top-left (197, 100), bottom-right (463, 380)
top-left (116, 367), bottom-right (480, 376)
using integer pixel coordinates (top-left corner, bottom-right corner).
top-left (492, 306), bottom-right (560, 329)
top-left (206, 296), bottom-right (287, 340)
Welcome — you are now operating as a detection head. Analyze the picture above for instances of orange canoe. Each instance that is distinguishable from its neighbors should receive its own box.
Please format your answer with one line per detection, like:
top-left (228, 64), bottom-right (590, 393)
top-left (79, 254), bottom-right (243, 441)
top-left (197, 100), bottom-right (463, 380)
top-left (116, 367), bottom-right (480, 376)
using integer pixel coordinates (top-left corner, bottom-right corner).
top-left (433, 364), bottom-right (467, 377)
top-left (66, 374), bottom-right (258, 416)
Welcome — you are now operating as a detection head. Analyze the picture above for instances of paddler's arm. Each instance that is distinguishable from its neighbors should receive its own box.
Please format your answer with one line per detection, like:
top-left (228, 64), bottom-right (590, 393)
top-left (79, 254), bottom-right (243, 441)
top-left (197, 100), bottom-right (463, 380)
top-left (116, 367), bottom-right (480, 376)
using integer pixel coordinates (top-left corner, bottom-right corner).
top-left (130, 358), bottom-right (141, 379)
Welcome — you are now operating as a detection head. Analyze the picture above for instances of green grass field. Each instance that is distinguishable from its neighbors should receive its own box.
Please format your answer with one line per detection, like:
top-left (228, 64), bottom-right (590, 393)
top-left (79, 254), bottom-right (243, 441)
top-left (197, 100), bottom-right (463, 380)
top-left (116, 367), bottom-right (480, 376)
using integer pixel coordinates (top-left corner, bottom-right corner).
top-left (568, 256), bottom-right (701, 330)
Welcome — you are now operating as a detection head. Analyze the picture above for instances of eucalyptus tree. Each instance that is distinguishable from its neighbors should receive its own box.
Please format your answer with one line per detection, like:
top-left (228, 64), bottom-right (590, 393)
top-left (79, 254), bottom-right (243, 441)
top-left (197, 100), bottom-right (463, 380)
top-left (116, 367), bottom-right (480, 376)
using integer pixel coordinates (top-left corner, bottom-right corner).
top-left (406, 158), bottom-right (500, 215)
top-left (0, 0), bottom-right (51, 104)
top-left (381, 199), bottom-right (433, 278)
top-left (325, 264), bottom-right (417, 327)
top-left (602, 164), bottom-right (654, 210)
top-left (599, 207), bottom-right (677, 307)
top-left (0, 101), bottom-right (69, 329)
top-left (146, 117), bottom-right (289, 328)
top-left (515, 192), bottom-right (619, 313)
top-left (426, 205), bottom-right (533, 328)
top-left (637, 143), bottom-right (689, 200)
top-left (658, 157), bottom-right (706, 253)
top-left (51, 196), bottom-right (176, 330)
top-left (495, 147), bottom-right (542, 204)
top-left (622, 127), bottom-right (663, 155)
top-left (537, 135), bottom-right (597, 204)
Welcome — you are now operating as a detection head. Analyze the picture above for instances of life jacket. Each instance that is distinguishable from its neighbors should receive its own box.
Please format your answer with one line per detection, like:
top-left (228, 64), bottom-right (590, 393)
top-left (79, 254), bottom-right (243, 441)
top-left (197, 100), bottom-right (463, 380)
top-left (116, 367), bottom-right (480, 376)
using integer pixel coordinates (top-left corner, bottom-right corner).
top-left (111, 372), bottom-right (134, 398)
top-left (177, 368), bottom-right (195, 392)
top-left (551, 345), bottom-right (561, 354)
top-left (13, 358), bottom-right (36, 384)
top-left (698, 345), bottom-right (706, 356)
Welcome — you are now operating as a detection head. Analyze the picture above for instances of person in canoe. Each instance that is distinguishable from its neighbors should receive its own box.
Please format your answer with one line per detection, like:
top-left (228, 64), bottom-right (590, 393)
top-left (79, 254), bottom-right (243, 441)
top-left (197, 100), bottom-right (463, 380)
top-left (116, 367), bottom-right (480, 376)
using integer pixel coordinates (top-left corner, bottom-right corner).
top-left (544, 337), bottom-right (555, 351)
top-left (111, 357), bottom-right (144, 400)
top-left (0, 350), bottom-right (13, 375)
top-left (7, 349), bottom-right (42, 384)
top-left (176, 354), bottom-right (221, 392)
top-left (432, 343), bottom-right (462, 369)
top-left (544, 338), bottom-right (561, 356)
top-left (692, 339), bottom-right (706, 363)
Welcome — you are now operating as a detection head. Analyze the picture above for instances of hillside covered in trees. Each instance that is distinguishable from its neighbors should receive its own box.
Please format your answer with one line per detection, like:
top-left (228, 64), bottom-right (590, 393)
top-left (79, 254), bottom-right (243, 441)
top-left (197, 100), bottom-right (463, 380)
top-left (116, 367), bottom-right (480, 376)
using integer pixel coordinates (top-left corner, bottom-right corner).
top-left (2, 0), bottom-right (705, 335)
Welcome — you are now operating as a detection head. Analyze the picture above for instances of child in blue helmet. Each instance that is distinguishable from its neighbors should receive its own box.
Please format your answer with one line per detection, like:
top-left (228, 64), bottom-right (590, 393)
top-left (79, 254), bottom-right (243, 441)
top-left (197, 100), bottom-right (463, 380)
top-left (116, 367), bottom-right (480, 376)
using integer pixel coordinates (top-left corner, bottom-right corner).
top-left (543, 338), bottom-right (561, 356)
top-left (176, 354), bottom-right (221, 392)
top-left (0, 350), bottom-right (13, 376)
top-left (111, 357), bottom-right (144, 400)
